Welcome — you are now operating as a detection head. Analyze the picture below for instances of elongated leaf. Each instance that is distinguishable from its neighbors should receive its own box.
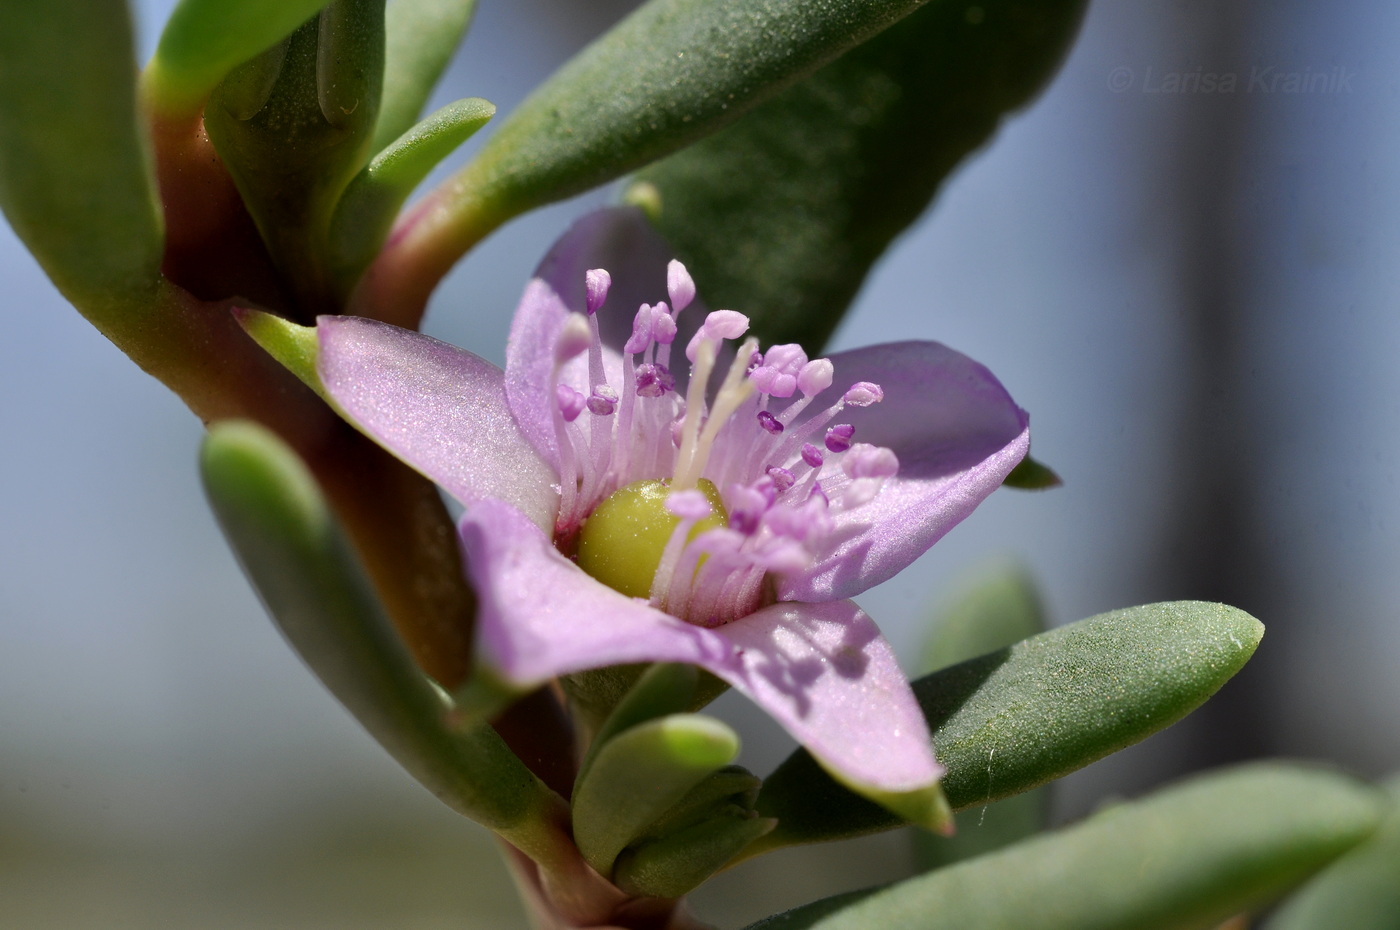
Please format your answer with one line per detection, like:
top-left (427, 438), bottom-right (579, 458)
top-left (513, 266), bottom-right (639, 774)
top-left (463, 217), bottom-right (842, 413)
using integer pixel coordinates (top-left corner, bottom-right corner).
top-left (0, 0), bottom-right (162, 307)
top-left (373, 0), bottom-right (480, 153)
top-left (572, 714), bottom-right (739, 876)
top-left (331, 97), bottom-right (494, 282)
top-left (199, 421), bottom-right (567, 861)
top-left (746, 764), bottom-right (1384, 930)
top-left (635, 0), bottom-right (1087, 348)
top-left (145, 0), bottom-right (334, 116)
top-left (750, 601), bottom-right (1263, 853)
top-left (1268, 776), bottom-right (1400, 930)
top-left (361, 0), bottom-right (975, 321)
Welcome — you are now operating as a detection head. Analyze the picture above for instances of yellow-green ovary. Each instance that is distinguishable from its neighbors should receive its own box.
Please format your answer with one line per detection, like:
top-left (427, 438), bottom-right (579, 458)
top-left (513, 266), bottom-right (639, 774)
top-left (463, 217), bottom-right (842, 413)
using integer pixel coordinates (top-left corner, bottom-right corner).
top-left (576, 479), bottom-right (727, 599)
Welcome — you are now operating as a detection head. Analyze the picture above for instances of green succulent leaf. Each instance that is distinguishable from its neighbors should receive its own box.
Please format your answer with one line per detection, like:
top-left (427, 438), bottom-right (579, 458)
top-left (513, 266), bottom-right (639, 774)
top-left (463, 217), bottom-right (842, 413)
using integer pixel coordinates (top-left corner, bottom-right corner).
top-left (199, 421), bottom-right (566, 860)
top-left (750, 601), bottom-right (1263, 854)
top-left (632, 0), bottom-right (1087, 349)
top-left (331, 97), bottom-right (495, 284)
top-left (373, 0), bottom-right (480, 154)
top-left (643, 766), bottom-right (764, 839)
top-left (571, 713), bottom-right (739, 877)
top-left (0, 0), bottom-right (163, 308)
top-left (745, 764), bottom-right (1385, 930)
top-left (1268, 775), bottom-right (1400, 930)
top-left (144, 0), bottom-right (335, 116)
top-left (575, 663), bottom-right (701, 791)
top-left (204, 0), bottom-right (384, 313)
top-left (615, 810), bottom-right (777, 899)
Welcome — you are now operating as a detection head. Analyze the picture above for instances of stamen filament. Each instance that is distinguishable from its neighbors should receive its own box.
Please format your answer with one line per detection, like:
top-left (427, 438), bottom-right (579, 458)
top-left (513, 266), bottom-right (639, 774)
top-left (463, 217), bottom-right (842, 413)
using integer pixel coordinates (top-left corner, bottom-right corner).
top-left (673, 338), bottom-right (717, 489)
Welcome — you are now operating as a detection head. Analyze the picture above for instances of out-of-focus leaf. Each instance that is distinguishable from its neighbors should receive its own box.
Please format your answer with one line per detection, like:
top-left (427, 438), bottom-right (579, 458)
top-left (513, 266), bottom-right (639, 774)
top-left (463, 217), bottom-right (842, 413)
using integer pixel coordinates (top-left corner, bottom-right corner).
top-left (634, 0), bottom-right (1087, 348)
top-left (751, 602), bottom-right (1263, 854)
top-left (922, 563), bottom-right (1046, 672)
top-left (0, 0), bottom-right (163, 307)
top-left (199, 421), bottom-right (568, 861)
top-left (745, 764), bottom-right (1384, 930)
top-left (572, 714), bottom-right (738, 877)
top-left (331, 97), bottom-right (494, 283)
top-left (373, 0), bottom-right (480, 153)
top-left (144, 0), bottom-right (333, 116)
top-left (912, 565), bottom-right (1049, 867)
top-left (361, 0), bottom-right (984, 323)
top-left (1268, 775), bottom-right (1400, 930)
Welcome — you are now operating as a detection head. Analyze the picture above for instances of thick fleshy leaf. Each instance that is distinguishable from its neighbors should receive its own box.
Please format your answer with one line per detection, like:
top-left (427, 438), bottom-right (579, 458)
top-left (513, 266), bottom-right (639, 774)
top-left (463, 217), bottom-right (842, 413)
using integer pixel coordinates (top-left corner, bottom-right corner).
top-left (0, 0), bottom-right (163, 307)
top-left (774, 341), bottom-right (1030, 602)
top-left (749, 601), bottom-right (1263, 853)
top-left (457, 499), bottom-right (942, 808)
top-left (373, 0), bottom-right (480, 154)
top-left (576, 663), bottom-right (702, 788)
top-left (572, 713), bottom-right (739, 876)
top-left (315, 315), bottom-right (558, 531)
top-left (331, 97), bottom-right (495, 283)
top-left (615, 811), bottom-right (777, 899)
top-left (1268, 776), bottom-right (1400, 930)
top-left (198, 421), bottom-right (568, 861)
top-left (636, 0), bottom-right (1087, 349)
top-left (204, 0), bottom-right (384, 311)
top-left (744, 764), bottom-right (1384, 930)
top-left (144, 0), bottom-right (334, 116)
top-left (358, 0), bottom-right (963, 322)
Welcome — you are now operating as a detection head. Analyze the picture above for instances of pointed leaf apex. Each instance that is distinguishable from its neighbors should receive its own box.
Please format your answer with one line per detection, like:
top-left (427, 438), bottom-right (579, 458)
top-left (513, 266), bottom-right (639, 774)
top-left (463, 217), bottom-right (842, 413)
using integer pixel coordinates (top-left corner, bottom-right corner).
top-left (235, 307), bottom-right (324, 396)
top-left (1003, 454), bottom-right (1063, 490)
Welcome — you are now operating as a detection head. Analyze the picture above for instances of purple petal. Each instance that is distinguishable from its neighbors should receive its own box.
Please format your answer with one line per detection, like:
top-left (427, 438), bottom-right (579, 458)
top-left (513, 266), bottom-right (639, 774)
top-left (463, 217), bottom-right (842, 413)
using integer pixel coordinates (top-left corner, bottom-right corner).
top-left (777, 341), bottom-right (1030, 602)
top-left (316, 316), bottom-right (558, 533)
top-left (505, 210), bottom-right (710, 448)
top-left (458, 499), bottom-right (940, 794)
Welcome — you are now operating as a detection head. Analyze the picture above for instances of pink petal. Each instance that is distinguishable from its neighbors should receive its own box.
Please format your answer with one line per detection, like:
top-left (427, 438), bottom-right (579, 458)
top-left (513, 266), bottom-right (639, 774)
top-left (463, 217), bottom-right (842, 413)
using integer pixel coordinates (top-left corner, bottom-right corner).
top-left (505, 209), bottom-right (708, 464)
top-left (777, 341), bottom-right (1031, 602)
top-left (459, 499), bottom-right (940, 794)
top-left (316, 316), bottom-right (558, 533)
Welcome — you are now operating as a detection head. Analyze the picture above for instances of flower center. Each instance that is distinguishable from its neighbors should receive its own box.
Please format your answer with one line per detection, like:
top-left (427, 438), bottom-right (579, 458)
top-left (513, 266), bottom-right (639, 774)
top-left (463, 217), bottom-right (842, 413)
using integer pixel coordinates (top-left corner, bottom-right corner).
top-left (575, 478), bottom-right (726, 599)
top-left (549, 261), bottom-right (898, 627)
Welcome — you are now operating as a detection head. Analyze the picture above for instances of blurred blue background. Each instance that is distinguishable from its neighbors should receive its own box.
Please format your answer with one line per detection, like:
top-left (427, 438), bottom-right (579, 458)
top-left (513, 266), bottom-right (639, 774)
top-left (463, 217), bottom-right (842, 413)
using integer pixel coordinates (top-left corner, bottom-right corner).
top-left (3, 1), bottom-right (1398, 926)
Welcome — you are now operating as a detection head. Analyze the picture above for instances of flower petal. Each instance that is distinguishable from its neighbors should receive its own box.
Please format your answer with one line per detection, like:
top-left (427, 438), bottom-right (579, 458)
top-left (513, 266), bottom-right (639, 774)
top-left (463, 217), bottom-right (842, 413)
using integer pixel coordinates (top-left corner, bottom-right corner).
top-left (777, 340), bottom-right (1031, 602)
top-left (505, 208), bottom-right (708, 468)
top-left (316, 315), bottom-right (558, 532)
top-left (458, 499), bottom-right (940, 795)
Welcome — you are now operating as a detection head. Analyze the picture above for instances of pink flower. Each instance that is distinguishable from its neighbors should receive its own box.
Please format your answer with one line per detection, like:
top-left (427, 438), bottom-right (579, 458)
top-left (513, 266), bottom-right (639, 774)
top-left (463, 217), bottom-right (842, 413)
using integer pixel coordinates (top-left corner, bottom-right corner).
top-left (312, 209), bottom-right (1029, 825)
